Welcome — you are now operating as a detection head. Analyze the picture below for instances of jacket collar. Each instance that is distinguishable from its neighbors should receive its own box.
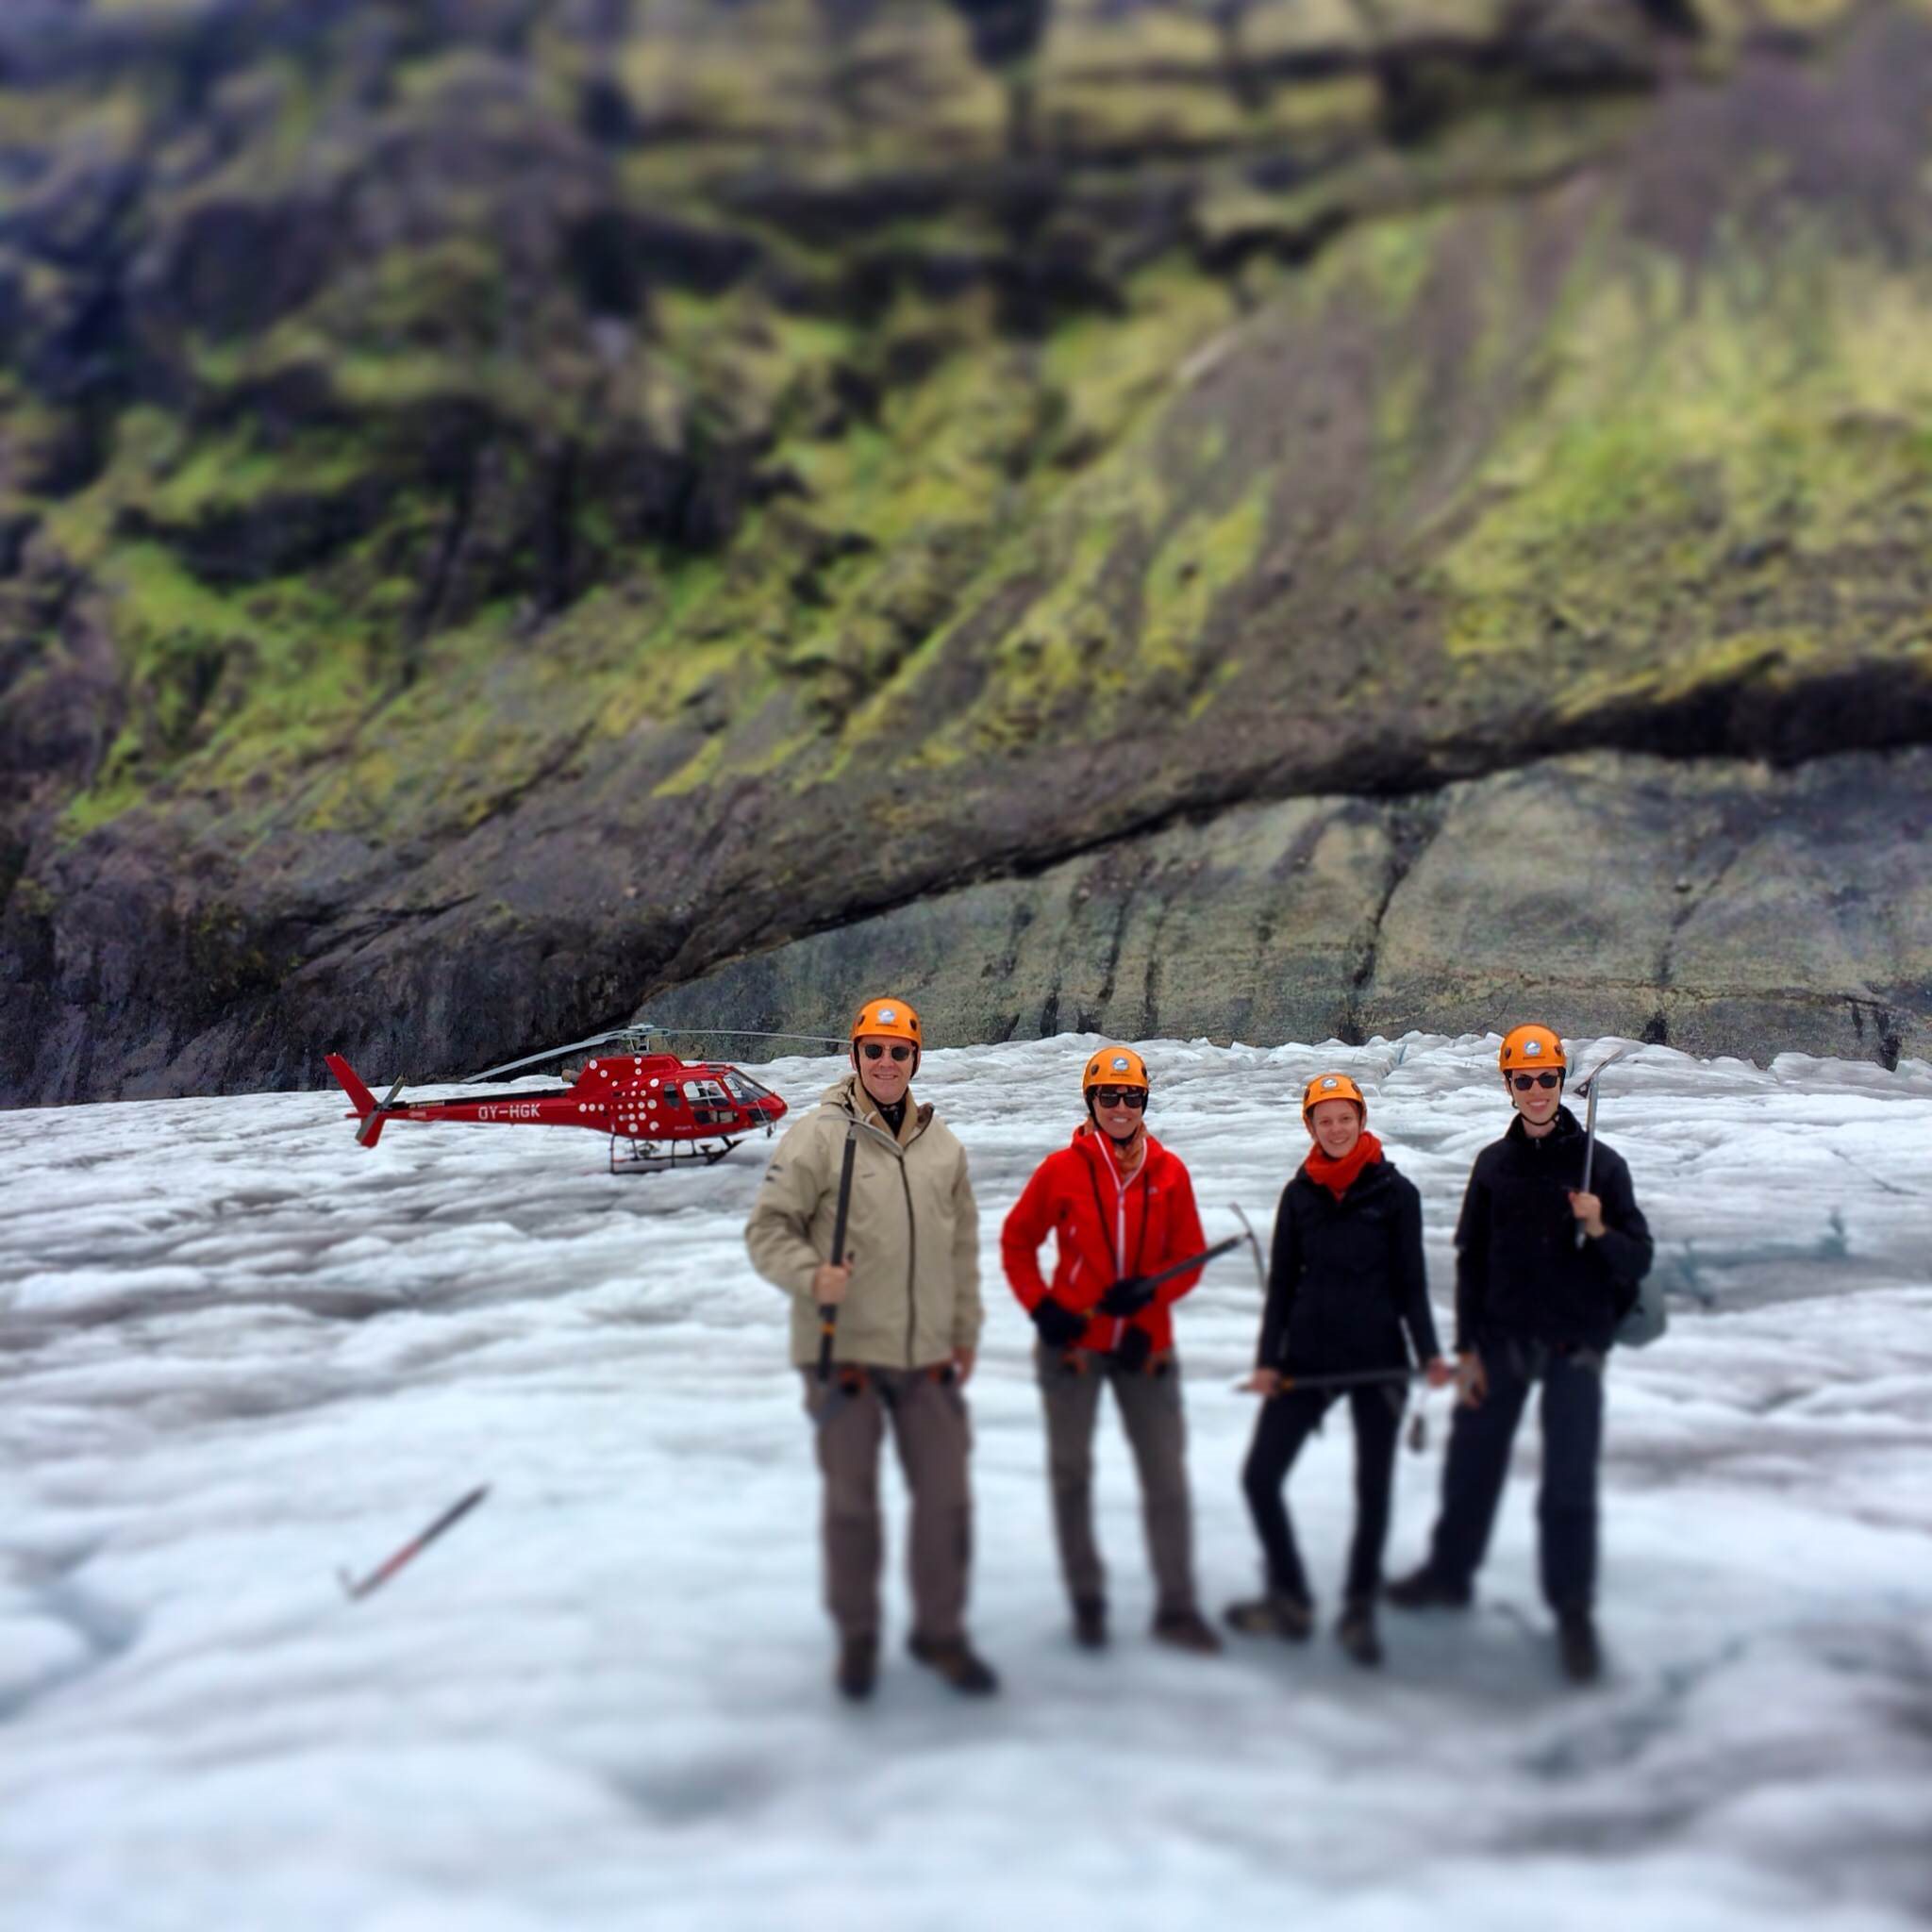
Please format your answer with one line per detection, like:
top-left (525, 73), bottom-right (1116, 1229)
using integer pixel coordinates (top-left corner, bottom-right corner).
top-left (823, 1072), bottom-right (929, 1150)
top-left (1291, 1153), bottom-right (1393, 1202)
top-left (1504, 1104), bottom-right (1583, 1150)
top-left (1071, 1119), bottom-right (1161, 1182)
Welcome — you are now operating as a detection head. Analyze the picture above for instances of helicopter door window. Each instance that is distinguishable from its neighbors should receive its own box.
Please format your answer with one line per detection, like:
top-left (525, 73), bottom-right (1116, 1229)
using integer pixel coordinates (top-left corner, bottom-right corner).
top-left (683, 1079), bottom-right (731, 1126)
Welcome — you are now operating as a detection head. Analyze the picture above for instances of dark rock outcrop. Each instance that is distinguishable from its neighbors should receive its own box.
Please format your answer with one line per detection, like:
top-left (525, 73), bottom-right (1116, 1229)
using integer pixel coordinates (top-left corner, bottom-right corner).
top-left (644, 749), bottom-right (1931, 1069)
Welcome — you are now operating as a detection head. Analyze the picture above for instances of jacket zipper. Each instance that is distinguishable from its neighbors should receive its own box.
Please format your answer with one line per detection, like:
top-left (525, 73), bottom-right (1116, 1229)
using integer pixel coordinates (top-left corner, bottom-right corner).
top-left (900, 1159), bottom-right (918, 1367)
top-left (1089, 1137), bottom-right (1141, 1351)
top-left (843, 1094), bottom-right (924, 1369)
top-left (900, 1109), bottom-right (930, 1369)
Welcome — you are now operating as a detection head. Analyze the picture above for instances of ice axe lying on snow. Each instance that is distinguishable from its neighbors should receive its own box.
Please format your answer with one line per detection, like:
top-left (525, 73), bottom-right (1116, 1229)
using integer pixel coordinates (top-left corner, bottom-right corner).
top-left (339, 1485), bottom-right (489, 1601)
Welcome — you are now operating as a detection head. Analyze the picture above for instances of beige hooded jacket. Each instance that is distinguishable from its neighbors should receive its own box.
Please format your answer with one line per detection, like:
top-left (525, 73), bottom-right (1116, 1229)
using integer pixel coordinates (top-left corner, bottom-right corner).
top-left (745, 1073), bottom-right (982, 1370)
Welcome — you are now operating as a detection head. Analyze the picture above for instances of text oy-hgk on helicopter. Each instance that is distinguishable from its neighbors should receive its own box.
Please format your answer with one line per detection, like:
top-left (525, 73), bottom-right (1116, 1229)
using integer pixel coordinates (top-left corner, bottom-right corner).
top-left (324, 1025), bottom-right (840, 1175)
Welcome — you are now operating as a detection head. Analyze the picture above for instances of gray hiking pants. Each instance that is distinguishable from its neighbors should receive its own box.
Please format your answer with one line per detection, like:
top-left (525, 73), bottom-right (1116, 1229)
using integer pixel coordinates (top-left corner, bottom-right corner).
top-left (1035, 1342), bottom-right (1199, 1618)
top-left (802, 1366), bottom-right (973, 1643)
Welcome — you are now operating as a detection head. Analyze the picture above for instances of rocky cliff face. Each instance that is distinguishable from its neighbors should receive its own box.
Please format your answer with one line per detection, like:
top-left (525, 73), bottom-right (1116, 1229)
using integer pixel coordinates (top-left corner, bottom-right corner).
top-left (649, 747), bottom-right (1929, 1067)
top-left (1, 0), bottom-right (1927, 1102)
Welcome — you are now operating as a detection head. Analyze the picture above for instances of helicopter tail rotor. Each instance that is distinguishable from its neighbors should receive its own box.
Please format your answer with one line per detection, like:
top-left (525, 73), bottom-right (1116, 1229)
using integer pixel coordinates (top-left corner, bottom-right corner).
top-left (326, 1055), bottom-right (404, 1148)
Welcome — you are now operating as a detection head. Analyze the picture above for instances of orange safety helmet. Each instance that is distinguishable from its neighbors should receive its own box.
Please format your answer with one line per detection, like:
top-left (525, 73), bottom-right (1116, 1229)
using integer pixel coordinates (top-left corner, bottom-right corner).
top-left (1301, 1071), bottom-right (1366, 1121)
top-left (1083, 1046), bottom-right (1150, 1093)
top-left (1498, 1024), bottom-right (1567, 1074)
top-left (852, 995), bottom-right (922, 1063)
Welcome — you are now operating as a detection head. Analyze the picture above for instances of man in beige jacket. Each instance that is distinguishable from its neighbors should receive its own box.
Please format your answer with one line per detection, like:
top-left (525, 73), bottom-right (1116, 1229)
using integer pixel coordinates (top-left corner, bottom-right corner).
top-left (745, 995), bottom-right (995, 1702)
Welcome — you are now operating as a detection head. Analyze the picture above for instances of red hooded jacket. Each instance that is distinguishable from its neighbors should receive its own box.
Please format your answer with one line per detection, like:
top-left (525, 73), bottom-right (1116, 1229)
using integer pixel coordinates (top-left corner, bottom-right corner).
top-left (1001, 1124), bottom-right (1208, 1355)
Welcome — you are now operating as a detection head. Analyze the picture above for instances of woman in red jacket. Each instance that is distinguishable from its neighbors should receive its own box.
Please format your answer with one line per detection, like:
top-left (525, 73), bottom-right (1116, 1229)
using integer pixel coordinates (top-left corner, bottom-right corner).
top-left (1002, 1047), bottom-right (1222, 1657)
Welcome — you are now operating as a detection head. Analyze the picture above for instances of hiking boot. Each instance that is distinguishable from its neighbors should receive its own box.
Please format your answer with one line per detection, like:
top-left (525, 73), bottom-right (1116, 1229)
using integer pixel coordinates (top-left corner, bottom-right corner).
top-left (1557, 1607), bottom-right (1602, 1685)
top-left (1223, 1591), bottom-right (1314, 1641)
top-left (1151, 1607), bottom-right (1223, 1656)
top-left (835, 1631), bottom-right (877, 1701)
top-left (1335, 1599), bottom-right (1383, 1669)
top-left (1073, 1596), bottom-right (1108, 1651)
top-left (1383, 1566), bottom-right (1473, 1611)
top-left (908, 1631), bottom-right (1000, 1696)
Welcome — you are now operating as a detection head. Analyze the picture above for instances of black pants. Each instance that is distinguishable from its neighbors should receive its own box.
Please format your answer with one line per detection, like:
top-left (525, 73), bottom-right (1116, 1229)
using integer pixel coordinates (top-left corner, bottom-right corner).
top-left (1241, 1384), bottom-right (1402, 1607)
top-left (1425, 1342), bottom-right (1604, 1611)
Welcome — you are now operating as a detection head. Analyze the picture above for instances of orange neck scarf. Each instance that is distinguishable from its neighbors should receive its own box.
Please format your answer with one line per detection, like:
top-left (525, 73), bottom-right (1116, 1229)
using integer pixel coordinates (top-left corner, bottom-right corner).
top-left (1304, 1130), bottom-right (1382, 1201)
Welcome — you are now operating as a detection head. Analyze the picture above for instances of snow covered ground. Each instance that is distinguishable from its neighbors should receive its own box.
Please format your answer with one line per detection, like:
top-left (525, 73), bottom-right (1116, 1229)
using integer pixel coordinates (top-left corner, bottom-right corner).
top-left (3, 1033), bottom-right (1929, 1932)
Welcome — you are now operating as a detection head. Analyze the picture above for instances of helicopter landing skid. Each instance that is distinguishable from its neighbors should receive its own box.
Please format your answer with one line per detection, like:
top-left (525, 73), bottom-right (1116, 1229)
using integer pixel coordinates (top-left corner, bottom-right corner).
top-left (608, 1135), bottom-right (741, 1177)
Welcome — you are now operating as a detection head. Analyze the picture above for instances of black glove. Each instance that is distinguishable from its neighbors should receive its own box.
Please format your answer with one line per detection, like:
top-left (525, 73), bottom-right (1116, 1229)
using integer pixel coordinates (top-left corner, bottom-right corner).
top-left (1111, 1325), bottom-right (1154, 1374)
top-left (1098, 1274), bottom-right (1156, 1317)
top-left (1030, 1296), bottom-right (1089, 1350)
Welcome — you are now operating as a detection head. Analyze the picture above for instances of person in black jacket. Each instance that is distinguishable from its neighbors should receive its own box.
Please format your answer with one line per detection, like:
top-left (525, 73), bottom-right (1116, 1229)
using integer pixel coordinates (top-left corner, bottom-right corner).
top-left (1225, 1073), bottom-right (1451, 1667)
top-left (1387, 1024), bottom-right (1655, 1684)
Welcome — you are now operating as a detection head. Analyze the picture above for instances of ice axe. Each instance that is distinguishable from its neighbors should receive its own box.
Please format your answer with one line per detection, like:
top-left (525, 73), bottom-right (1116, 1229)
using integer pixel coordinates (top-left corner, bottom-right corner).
top-left (1572, 1045), bottom-right (1631, 1249)
top-left (816, 1118), bottom-right (859, 1383)
top-left (1225, 1205), bottom-right (1433, 1448)
top-left (1237, 1363), bottom-right (1442, 1455)
top-left (339, 1485), bottom-right (489, 1601)
top-left (808, 1119), bottom-right (862, 1432)
top-left (1108, 1233), bottom-right (1245, 1305)
top-left (1052, 1233), bottom-right (1246, 1374)
top-left (1268, 1365), bottom-right (1424, 1395)
top-left (1231, 1203), bottom-right (1266, 1294)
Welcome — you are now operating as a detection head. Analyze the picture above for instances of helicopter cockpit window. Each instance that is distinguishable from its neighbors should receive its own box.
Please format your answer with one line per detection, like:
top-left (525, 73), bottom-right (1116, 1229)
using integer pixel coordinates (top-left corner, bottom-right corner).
top-left (683, 1078), bottom-right (732, 1126)
top-left (723, 1072), bottom-right (774, 1105)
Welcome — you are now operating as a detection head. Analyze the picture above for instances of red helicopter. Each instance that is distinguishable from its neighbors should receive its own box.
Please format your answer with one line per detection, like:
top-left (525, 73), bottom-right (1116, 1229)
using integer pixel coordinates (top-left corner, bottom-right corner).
top-left (324, 1025), bottom-right (839, 1175)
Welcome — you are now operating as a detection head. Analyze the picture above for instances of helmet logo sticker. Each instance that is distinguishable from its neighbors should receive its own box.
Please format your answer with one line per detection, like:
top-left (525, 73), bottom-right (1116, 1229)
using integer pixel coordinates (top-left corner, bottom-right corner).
top-left (879, 1008), bottom-right (896, 1024)
top-left (1321, 1077), bottom-right (1339, 1090)
top-left (1111, 1056), bottom-right (1130, 1071)
top-left (1524, 1040), bottom-right (1541, 1056)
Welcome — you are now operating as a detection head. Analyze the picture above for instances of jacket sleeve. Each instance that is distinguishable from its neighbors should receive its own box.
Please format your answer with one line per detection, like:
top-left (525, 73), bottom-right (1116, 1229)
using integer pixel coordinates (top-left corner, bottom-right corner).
top-left (1152, 1164), bottom-right (1208, 1307)
top-left (1000, 1158), bottom-right (1059, 1313)
top-left (1590, 1146), bottom-right (1654, 1300)
top-left (1452, 1160), bottom-right (1491, 1355)
top-left (1393, 1177), bottom-right (1441, 1365)
top-left (948, 1144), bottom-right (983, 1351)
top-left (1257, 1181), bottom-right (1301, 1369)
top-left (744, 1115), bottom-right (831, 1305)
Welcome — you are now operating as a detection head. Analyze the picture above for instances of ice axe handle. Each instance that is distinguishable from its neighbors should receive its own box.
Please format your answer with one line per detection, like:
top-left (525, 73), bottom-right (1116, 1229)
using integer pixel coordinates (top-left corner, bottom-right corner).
top-left (1575, 1080), bottom-right (1600, 1250)
top-left (340, 1484), bottom-right (489, 1601)
top-left (817, 1127), bottom-right (859, 1384)
top-left (1131, 1233), bottom-right (1242, 1298)
top-left (1571, 1046), bottom-right (1628, 1249)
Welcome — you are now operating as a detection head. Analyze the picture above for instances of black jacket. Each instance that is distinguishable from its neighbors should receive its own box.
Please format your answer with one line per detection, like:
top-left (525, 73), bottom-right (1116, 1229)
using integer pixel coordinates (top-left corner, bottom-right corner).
top-left (1258, 1158), bottom-right (1441, 1374)
top-left (1454, 1107), bottom-right (1654, 1353)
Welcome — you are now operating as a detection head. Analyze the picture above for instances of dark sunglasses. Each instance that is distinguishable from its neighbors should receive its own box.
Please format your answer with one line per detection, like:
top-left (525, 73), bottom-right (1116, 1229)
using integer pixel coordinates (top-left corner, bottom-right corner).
top-left (1092, 1087), bottom-right (1147, 1108)
top-left (861, 1042), bottom-right (913, 1062)
top-left (1510, 1072), bottom-right (1562, 1091)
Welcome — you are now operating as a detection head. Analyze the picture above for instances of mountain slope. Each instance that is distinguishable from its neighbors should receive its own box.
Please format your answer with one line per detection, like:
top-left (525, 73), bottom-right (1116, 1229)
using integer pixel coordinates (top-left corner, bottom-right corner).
top-left (2, 0), bottom-right (1928, 1097)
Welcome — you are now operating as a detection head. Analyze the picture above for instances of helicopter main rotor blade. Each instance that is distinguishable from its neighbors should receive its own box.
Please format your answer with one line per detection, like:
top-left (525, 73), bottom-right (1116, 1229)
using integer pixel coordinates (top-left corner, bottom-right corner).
top-left (462, 1028), bottom-right (658, 1084)
top-left (645, 1026), bottom-right (849, 1047)
top-left (464, 1022), bottom-right (848, 1086)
